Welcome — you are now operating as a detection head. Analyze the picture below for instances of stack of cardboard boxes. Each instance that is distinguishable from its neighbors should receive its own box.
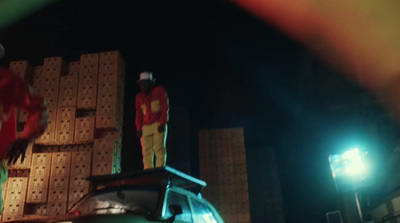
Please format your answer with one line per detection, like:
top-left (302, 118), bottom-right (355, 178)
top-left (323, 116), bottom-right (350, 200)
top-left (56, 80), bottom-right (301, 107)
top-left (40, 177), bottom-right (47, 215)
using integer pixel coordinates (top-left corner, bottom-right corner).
top-left (1, 50), bottom-right (125, 221)
top-left (199, 127), bottom-right (251, 223)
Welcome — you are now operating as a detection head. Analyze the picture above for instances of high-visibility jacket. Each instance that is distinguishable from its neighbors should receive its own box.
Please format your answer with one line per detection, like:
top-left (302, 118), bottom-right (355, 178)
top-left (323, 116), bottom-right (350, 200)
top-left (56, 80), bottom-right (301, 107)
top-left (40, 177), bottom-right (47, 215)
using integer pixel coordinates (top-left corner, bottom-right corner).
top-left (0, 67), bottom-right (48, 160)
top-left (135, 86), bottom-right (169, 131)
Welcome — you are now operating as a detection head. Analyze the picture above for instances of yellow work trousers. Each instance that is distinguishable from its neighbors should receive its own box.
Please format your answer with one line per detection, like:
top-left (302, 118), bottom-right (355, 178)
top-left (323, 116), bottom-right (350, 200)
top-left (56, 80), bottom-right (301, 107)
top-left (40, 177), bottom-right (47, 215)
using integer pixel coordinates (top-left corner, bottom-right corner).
top-left (0, 160), bottom-right (8, 211)
top-left (141, 122), bottom-right (167, 169)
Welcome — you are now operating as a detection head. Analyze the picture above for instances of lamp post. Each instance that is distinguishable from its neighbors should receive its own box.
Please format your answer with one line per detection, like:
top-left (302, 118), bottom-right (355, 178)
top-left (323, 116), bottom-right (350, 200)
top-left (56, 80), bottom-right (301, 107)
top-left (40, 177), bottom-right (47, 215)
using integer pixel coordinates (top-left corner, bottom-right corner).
top-left (329, 148), bottom-right (369, 223)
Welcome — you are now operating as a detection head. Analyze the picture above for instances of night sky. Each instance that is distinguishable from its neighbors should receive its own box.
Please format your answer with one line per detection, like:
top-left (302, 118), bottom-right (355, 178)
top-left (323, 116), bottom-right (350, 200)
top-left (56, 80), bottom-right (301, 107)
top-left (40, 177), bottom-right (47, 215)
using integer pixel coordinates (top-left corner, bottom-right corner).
top-left (1, 0), bottom-right (398, 222)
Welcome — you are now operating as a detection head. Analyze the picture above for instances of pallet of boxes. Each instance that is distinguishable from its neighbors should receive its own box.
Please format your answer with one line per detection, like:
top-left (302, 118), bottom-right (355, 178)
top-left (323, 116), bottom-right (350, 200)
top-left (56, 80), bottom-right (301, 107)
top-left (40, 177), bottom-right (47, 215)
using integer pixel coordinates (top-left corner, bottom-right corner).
top-left (0, 51), bottom-right (125, 221)
top-left (199, 128), bottom-right (251, 223)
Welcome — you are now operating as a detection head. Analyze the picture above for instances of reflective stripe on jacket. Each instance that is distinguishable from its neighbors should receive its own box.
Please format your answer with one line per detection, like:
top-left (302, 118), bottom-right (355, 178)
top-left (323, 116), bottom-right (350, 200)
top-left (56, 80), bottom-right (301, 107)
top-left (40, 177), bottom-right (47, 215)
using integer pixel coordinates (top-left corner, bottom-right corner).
top-left (135, 86), bottom-right (169, 131)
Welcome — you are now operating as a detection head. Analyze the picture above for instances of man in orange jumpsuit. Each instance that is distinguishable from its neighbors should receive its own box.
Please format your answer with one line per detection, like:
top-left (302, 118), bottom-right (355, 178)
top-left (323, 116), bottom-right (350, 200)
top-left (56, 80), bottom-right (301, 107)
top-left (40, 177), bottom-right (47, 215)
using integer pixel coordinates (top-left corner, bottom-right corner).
top-left (135, 72), bottom-right (169, 169)
top-left (0, 43), bottom-right (49, 209)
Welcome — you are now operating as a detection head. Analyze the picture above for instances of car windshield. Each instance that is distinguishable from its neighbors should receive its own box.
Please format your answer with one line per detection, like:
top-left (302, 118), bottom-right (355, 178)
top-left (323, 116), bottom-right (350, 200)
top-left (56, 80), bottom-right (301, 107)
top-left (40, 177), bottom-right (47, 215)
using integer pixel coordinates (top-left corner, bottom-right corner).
top-left (68, 185), bottom-right (161, 216)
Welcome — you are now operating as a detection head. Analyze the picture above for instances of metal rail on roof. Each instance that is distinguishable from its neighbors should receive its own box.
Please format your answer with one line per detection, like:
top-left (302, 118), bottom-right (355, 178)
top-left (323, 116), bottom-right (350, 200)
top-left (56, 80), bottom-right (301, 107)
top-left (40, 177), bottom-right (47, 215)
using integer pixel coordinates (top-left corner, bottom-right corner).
top-left (87, 166), bottom-right (207, 194)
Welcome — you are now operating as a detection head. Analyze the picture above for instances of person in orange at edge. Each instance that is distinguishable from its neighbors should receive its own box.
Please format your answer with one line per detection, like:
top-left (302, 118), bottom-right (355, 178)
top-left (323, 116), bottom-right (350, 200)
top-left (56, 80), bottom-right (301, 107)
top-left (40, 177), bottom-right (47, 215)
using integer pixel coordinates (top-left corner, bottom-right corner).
top-left (0, 43), bottom-right (49, 210)
top-left (135, 72), bottom-right (169, 169)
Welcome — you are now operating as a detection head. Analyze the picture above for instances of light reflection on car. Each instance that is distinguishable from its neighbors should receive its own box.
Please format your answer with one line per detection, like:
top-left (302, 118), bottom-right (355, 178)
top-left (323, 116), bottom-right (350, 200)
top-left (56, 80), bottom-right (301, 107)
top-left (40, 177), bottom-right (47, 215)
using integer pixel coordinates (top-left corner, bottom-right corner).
top-left (69, 185), bottom-right (160, 216)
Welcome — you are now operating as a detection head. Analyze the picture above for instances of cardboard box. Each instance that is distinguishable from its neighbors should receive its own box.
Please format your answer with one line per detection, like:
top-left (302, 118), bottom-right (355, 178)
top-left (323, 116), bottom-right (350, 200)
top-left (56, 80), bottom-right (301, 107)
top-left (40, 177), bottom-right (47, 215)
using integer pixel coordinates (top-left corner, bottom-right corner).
top-left (55, 107), bottom-right (76, 144)
top-left (32, 66), bottom-right (44, 89)
top-left (31, 153), bottom-right (52, 167)
top-left (46, 202), bottom-right (67, 216)
top-left (91, 161), bottom-right (114, 176)
top-left (58, 75), bottom-right (78, 108)
top-left (26, 176), bottom-right (49, 203)
top-left (5, 178), bottom-right (28, 204)
top-left (67, 61), bottom-right (80, 76)
top-left (69, 175), bottom-right (90, 190)
top-left (47, 189), bottom-right (68, 203)
top-left (49, 176), bottom-right (69, 190)
top-left (2, 202), bottom-right (24, 218)
top-left (74, 117), bottom-right (95, 143)
top-left (68, 187), bottom-right (89, 204)
top-left (9, 60), bottom-right (33, 82)
top-left (50, 153), bottom-right (71, 177)
top-left (77, 54), bottom-right (98, 109)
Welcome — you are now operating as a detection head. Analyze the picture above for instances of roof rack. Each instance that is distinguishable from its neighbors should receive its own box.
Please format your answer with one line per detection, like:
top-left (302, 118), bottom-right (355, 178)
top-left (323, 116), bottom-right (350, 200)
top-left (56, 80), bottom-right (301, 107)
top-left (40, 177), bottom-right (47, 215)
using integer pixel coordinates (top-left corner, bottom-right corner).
top-left (87, 166), bottom-right (207, 195)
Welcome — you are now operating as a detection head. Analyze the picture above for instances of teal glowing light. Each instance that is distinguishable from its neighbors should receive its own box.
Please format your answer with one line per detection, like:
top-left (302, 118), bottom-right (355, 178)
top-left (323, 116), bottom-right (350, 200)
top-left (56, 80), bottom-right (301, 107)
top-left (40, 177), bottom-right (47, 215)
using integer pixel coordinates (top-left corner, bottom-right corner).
top-left (329, 147), bottom-right (371, 192)
top-left (341, 148), bottom-right (366, 176)
top-left (329, 147), bottom-right (369, 179)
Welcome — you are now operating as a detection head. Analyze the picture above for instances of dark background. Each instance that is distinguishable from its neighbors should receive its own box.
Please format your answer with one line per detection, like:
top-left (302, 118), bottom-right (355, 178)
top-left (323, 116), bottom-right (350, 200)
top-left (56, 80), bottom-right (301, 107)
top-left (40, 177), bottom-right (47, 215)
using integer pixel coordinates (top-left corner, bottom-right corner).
top-left (1, 0), bottom-right (398, 222)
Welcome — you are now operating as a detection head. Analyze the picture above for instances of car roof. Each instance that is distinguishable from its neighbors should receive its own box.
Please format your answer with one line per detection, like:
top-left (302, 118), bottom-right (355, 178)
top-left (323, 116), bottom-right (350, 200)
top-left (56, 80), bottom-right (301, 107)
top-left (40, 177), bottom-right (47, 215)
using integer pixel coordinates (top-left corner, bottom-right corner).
top-left (87, 166), bottom-right (207, 195)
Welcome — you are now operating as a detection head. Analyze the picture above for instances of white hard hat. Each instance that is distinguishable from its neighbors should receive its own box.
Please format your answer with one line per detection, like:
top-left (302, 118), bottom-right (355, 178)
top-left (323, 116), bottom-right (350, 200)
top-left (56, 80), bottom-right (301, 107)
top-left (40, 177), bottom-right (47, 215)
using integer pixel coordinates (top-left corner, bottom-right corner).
top-left (137, 72), bottom-right (155, 83)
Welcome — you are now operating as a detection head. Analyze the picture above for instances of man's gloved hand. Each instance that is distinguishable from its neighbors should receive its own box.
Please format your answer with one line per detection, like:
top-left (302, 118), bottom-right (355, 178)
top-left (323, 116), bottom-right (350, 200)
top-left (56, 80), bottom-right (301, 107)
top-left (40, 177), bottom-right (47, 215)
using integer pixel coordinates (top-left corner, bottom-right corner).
top-left (137, 129), bottom-right (143, 139)
top-left (5, 138), bottom-right (29, 166)
top-left (158, 125), bottom-right (165, 133)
